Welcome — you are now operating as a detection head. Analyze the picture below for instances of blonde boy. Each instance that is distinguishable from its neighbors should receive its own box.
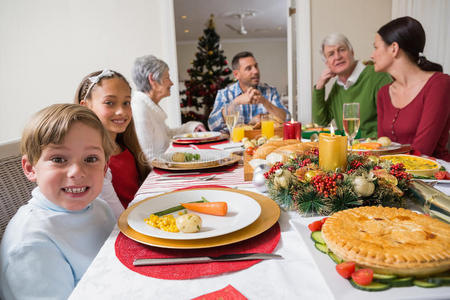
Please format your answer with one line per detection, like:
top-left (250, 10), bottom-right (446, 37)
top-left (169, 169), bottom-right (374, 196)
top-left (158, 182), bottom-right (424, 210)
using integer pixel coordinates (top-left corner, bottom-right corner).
top-left (0, 104), bottom-right (116, 299)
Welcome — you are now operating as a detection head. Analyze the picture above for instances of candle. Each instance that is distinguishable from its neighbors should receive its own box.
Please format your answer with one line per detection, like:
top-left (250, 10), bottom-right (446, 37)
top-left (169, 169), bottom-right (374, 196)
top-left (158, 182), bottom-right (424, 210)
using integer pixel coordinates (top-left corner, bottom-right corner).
top-left (319, 132), bottom-right (348, 171)
top-left (283, 119), bottom-right (301, 140)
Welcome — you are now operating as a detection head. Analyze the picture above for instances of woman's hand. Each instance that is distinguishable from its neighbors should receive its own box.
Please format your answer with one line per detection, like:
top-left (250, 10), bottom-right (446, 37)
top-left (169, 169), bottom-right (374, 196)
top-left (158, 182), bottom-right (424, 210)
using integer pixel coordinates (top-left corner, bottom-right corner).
top-left (194, 124), bottom-right (207, 132)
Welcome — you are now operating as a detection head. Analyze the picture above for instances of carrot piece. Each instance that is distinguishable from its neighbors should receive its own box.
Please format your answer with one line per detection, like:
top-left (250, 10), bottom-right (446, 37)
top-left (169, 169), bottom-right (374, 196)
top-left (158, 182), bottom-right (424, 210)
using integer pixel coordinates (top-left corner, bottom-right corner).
top-left (181, 202), bottom-right (228, 216)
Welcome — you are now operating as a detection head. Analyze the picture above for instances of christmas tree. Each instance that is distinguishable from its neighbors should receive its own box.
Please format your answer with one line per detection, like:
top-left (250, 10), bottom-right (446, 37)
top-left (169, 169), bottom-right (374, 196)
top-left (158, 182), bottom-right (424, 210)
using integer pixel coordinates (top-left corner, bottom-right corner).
top-left (180, 14), bottom-right (233, 126)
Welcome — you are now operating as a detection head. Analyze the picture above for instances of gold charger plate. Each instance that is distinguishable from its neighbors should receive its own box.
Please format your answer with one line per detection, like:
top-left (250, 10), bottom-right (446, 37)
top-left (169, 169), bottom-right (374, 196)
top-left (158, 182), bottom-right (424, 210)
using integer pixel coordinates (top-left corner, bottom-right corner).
top-left (117, 188), bottom-right (280, 249)
top-left (151, 154), bottom-right (241, 171)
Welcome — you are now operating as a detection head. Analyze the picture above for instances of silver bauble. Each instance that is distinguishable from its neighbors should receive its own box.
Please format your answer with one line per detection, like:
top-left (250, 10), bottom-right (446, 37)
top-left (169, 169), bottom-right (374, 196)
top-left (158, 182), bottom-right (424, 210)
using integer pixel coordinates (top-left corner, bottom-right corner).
top-left (252, 164), bottom-right (270, 192)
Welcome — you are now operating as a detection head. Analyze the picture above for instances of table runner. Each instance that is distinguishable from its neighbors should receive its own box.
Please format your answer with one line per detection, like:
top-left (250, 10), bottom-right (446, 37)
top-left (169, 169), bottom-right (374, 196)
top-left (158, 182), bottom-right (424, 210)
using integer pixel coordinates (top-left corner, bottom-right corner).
top-left (137, 163), bottom-right (253, 195)
top-left (114, 222), bottom-right (280, 280)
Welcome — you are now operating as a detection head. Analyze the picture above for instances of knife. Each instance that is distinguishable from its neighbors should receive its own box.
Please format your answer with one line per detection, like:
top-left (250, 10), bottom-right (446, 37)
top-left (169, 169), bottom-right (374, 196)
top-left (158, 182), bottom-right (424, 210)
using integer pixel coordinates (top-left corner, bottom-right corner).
top-left (161, 172), bottom-right (201, 177)
top-left (133, 253), bottom-right (283, 266)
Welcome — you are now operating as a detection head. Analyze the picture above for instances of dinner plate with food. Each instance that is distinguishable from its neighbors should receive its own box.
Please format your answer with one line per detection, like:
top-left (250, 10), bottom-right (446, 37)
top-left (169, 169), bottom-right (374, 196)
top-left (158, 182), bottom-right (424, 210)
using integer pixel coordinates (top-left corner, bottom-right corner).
top-left (127, 189), bottom-right (261, 240)
top-left (291, 206), bottom-right (450, 299)
top-left (152, 149), bottom-right (239, 170)
top-left (172, 131), bottom-right (221, 141)
top-left (351, 136), bottom-right (401, 152)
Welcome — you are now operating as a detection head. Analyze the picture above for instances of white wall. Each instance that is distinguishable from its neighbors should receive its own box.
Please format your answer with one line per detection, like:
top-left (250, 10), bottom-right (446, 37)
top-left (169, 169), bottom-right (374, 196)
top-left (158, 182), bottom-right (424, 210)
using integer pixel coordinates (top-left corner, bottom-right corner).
top-left (177, 38), bottom-right (288, 95)
top-left (310, 0), bottom-right (392, 93)
top-left (0, 0), bottom-right (178, 143)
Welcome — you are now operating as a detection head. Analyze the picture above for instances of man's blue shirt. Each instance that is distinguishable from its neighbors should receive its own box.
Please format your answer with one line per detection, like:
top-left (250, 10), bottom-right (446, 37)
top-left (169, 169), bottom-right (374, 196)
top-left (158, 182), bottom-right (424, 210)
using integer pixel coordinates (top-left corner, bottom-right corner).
top-left (208, 81), bottom-right (290, 132)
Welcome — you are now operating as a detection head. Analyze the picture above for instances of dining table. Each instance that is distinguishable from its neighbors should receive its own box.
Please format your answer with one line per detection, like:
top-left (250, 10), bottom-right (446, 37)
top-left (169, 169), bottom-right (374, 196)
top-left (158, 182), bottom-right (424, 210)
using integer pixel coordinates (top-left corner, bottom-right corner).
top-left (68, 139), bottom-right (450, 300)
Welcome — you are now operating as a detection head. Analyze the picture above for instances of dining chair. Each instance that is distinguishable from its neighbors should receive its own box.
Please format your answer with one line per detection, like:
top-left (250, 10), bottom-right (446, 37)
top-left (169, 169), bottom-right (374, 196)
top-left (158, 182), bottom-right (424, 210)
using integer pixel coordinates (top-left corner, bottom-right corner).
top-left (0, 154), bottom-right (36, 241)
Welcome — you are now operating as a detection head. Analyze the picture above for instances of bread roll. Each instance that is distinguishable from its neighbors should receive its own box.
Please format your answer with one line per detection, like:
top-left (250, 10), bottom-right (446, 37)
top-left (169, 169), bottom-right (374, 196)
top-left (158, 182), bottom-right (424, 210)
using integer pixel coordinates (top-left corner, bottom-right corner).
top-left (253, 144), bottom-right (278, 159)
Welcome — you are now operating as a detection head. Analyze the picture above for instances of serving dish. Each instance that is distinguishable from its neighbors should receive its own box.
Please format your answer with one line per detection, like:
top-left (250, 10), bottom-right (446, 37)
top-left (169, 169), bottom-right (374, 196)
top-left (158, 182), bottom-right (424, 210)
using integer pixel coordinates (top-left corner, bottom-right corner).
top-left (290, 217), bottom-right (450, 300)
top-left (381, 154), bottom-right (440, 177)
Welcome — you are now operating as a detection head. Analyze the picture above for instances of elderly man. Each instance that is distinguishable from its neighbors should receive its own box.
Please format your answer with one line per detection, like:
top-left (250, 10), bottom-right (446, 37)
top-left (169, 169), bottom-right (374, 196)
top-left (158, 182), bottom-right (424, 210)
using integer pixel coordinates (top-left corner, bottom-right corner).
top-left (208, 51), bottom-right (290, 132)
top-left (312, 33), bottom-right (391, 138)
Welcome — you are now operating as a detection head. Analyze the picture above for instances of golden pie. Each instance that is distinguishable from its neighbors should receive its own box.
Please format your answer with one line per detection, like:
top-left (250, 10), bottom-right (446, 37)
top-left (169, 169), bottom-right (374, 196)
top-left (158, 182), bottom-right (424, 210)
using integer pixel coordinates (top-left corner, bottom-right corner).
top-left (321, 206), bottom-right (450, 277)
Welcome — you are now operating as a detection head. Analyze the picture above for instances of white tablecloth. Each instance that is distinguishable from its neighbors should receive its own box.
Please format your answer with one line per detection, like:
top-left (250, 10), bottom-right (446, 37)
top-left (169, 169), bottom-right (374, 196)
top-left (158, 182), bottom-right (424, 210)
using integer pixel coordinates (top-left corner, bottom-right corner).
top-left (68, 159), bottom-right (450, 299)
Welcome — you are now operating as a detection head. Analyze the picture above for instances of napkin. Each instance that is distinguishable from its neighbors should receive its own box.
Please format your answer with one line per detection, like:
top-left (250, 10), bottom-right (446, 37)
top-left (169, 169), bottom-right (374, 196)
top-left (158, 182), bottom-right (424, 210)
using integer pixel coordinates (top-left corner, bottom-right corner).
top-left (191, 284), bottom-right (247, 300)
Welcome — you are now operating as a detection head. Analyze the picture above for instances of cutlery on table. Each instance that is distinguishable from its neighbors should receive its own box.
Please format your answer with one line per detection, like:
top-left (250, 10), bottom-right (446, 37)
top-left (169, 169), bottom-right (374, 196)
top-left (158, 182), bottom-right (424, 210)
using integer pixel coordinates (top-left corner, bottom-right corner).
top-left (155, 175), bottom-right (217, 181)
top-left (133, 253), bottom-right (283, 266)
top-left (161, 172), bottom-right (202, 177)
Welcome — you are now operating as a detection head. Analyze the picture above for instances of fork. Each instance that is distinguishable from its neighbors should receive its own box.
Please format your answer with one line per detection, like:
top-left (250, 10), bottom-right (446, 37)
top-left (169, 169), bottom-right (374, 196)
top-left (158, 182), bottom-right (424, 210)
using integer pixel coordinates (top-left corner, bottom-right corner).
top-left (155, 175), bottom-right (216, 181)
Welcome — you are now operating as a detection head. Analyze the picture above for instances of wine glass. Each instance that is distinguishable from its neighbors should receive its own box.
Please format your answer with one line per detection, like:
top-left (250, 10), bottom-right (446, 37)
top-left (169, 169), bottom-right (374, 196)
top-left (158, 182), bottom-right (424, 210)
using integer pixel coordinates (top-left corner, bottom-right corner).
top-left (343, 103), bottom-right (360, 148)
top-left (224, 102), bottom-right (240, 141)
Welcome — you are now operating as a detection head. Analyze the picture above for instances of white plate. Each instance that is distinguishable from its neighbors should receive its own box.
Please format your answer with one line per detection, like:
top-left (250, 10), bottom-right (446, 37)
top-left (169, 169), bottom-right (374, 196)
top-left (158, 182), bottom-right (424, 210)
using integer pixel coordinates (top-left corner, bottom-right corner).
top-left (351, 142), bottom-right (401, 152)
top-left (290, 218), bottom-right (450, 300)
top-left (127, 189), bottom-right (261, 240)
top-left (172, 131), bottom-right (221, 141)
top-left (158, 149), bottom-right (229, 165)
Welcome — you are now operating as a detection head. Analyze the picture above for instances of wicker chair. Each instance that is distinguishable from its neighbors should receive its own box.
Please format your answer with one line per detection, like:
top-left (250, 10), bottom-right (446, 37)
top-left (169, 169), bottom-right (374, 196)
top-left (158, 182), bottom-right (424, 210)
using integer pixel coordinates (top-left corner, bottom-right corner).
top-left (0, 154), bottom-right (36, 241)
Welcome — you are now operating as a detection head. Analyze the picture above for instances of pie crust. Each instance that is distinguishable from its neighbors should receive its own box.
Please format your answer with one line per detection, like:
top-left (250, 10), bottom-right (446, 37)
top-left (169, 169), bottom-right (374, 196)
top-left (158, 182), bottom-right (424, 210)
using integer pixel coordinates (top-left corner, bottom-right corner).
top-left (321, 206), bottom-right (450, 276)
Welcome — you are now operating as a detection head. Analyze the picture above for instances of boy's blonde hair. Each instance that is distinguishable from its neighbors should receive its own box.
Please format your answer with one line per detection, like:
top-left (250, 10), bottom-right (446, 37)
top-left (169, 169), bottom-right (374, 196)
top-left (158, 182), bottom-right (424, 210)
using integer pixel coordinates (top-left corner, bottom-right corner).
top-left (21, 104), bottom-right (115, 165)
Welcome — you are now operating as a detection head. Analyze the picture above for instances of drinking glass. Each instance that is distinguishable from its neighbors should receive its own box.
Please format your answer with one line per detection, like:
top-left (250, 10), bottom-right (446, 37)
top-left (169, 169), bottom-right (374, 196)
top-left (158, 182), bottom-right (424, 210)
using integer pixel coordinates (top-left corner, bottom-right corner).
top-left (261, 114), bottom-right (274, 139)
top-left (224, 103), bottom-right (240, 141)
top-left (232, 116), bottom-right (245, 143)
top-left (342, 103), bottom-right (360, 147)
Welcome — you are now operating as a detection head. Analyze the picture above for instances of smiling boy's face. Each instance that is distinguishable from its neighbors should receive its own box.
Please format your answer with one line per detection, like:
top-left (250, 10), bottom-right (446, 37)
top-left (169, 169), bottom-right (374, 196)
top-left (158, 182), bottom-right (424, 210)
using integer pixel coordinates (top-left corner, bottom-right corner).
top-left (22, 122), bottom-right (107, 211)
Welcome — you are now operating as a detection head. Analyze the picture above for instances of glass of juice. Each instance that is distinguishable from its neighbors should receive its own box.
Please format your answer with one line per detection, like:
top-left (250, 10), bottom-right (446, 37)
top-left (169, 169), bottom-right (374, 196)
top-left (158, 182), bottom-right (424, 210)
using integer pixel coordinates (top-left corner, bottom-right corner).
top-left (261, 114), bottom-right (274, 139)
top-left (232, 117), bottom-right (245, 142)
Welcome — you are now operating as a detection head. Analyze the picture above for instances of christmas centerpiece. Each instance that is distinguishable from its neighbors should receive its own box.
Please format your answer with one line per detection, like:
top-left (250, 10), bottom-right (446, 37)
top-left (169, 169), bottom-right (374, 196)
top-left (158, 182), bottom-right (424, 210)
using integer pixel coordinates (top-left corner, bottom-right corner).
top-left (264, 148), bottom-right (412, 216)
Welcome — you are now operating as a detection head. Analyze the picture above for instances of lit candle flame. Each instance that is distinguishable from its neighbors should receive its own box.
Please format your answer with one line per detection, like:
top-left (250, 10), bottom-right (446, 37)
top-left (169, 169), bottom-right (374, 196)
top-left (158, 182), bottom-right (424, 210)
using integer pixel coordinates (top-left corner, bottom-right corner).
top-left (290, 118), bottom-right (294, 123)
top-left (330, 124), bottom-right (335, 136)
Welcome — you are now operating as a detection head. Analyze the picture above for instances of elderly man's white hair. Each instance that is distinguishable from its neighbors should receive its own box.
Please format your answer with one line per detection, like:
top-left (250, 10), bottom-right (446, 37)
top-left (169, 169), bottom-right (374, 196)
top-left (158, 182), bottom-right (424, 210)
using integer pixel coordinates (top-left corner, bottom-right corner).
top-left (320, 33), bottom-right (354, 59)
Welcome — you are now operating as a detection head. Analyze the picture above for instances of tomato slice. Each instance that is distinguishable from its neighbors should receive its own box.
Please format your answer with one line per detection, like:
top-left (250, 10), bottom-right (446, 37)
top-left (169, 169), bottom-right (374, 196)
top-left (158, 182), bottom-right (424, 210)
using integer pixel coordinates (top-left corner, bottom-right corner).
top-left (435, 171), bottom-right (450, 180)
top-left (320, 217), bottom-right (328, 224)
top-left (245, 147), bottom-right (255, 156)
top-left (336, 262), bottom-right (356, 279)
top-left (351, 268), bottom-right (374, 285)
top-left (308, 220), bottom-right (323, 232)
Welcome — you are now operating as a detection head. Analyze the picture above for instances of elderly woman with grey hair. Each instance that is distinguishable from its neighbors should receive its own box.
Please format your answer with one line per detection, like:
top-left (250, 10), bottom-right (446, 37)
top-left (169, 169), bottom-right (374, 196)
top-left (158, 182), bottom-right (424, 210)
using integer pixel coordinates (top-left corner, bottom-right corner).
top-left (131, 55), bottom-right (205, 161)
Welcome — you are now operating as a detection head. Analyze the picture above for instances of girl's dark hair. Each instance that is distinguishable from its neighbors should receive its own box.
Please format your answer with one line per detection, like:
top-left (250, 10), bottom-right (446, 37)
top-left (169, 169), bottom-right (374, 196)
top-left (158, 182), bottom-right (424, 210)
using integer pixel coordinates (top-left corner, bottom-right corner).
top-left (74, 70), bottom-right (150, 182)
top-left (377, 16), bottom-right (442, 72)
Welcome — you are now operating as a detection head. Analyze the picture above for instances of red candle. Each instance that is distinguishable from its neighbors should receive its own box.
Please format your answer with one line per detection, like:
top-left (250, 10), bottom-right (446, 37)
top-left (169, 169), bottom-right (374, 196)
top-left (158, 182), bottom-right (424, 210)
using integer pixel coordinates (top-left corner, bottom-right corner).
top-left (283, 120), bottom-right (301, 140)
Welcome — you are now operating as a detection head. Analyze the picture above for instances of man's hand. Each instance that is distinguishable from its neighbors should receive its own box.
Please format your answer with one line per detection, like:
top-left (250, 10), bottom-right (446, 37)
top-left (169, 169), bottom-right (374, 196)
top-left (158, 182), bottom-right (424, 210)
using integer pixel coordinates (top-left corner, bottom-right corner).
top-left (315, 67), bottom-right (336, 90)
top-left (234, 87), bottom-right (264, 105)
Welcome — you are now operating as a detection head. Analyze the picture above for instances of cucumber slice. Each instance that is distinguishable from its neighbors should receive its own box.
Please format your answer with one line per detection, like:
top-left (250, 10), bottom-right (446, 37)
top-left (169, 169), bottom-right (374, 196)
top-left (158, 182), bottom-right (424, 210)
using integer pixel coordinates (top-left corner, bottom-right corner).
top-left (390, 277), bottom-right (414, 287)
top-left (350, 279), bottom-right (391, 291)
top-left (413, 279), bottom-right (440, 288)
top-left (314, 242), bottom-right (328, 254)
top-left (372, 273), bottom-right (397, 283)
top-left (328, 251), bottom-right (343, 264)
top-left (427, 276), bottom-right (450, 285)
top-left (311, 231), bottom-right (325, 245)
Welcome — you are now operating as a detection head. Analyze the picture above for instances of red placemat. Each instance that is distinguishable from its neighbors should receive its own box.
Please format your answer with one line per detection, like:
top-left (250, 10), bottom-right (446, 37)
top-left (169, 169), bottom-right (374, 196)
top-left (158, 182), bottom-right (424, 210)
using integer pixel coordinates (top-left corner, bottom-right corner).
top-left (115, 222), bottom-right (280, 280)
top-left (191, 284), bottom-right (247, 300)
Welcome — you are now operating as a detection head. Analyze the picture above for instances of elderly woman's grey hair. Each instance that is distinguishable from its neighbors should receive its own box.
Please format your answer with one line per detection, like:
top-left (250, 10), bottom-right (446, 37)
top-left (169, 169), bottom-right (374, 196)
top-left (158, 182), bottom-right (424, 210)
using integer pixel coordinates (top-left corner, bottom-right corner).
top-left (132, 55), bottom-right (169, 93)
top-left (320, 33), bottom-right (354, 60)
